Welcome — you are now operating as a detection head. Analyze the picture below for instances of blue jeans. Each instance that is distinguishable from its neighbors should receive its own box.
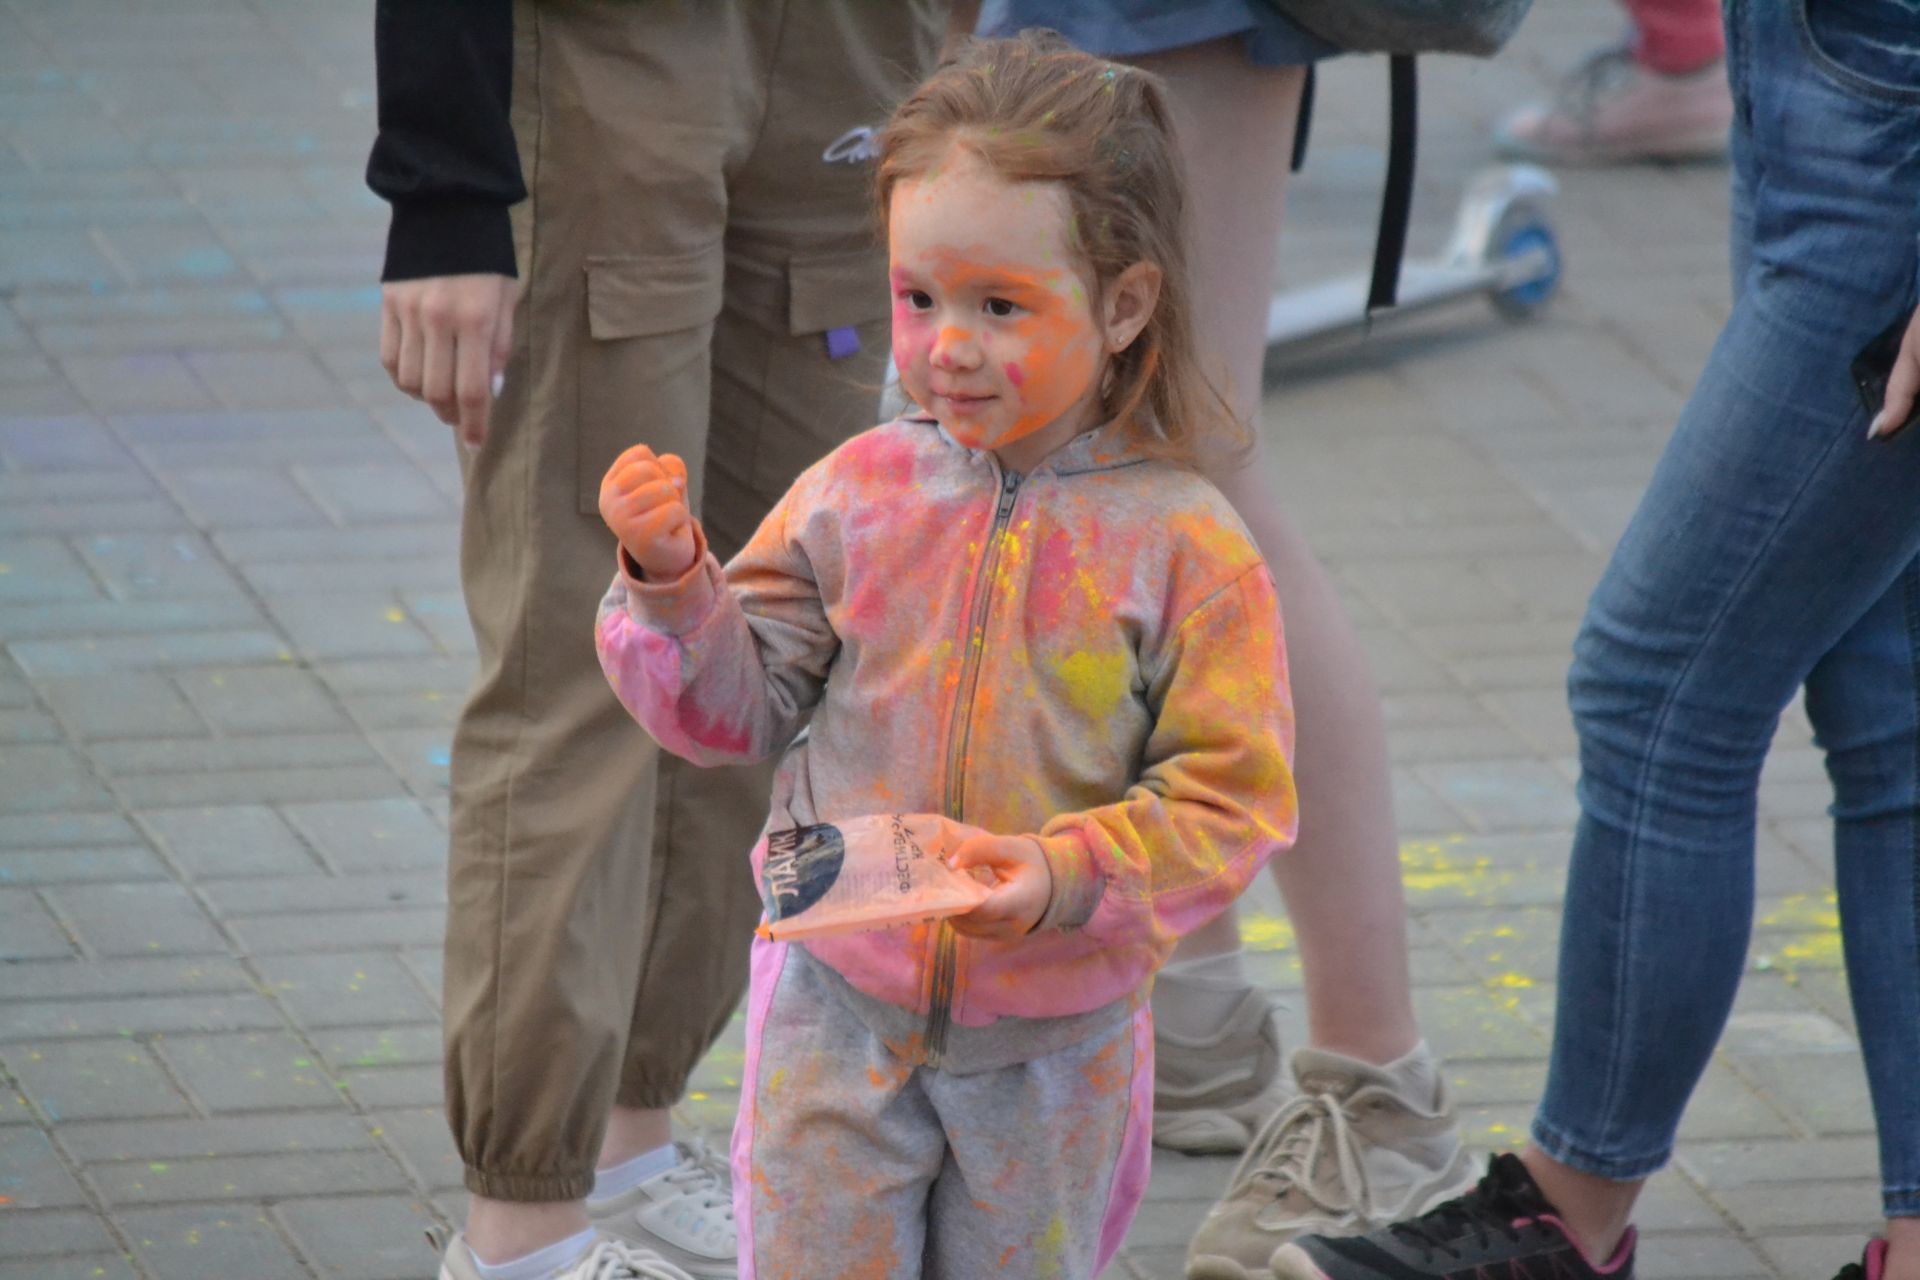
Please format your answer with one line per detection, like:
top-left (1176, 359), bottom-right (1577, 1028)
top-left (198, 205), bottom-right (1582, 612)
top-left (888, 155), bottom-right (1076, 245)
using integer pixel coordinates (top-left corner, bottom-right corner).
top-left (1531, 0), bottom-right (1920, 1220)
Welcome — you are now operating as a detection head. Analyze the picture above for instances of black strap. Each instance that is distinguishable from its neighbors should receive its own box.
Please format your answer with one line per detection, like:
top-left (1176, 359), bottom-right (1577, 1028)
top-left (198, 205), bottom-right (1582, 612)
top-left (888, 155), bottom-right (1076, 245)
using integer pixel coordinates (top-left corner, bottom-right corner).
top-left (1367, 54), bottom-right (1418, 313)
top-left (1290, 64), bottom-right (1315, 173)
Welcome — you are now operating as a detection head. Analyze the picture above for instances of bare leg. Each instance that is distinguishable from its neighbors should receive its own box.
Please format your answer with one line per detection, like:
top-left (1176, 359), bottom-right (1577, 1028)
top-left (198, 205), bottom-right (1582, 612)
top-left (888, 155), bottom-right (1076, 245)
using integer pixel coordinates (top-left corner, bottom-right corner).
top-left (1126, 38), bottom-right (1421, 1064)
top-left (459, 1106), bottom-right (673, 1263)
top-left (1888, 1218), bottom-right (1920, 1280)
top-left (598, 1105), bottom-right (674, 1169)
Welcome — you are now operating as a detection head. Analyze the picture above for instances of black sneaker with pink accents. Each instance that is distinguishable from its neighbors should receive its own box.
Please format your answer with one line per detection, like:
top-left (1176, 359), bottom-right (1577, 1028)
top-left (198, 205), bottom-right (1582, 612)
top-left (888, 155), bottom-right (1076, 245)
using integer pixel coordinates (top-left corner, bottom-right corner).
top-left (1268, 1152), bottom-right (1635, 1280)
top-left (1831, 1237), bottom-right (1888, 1280)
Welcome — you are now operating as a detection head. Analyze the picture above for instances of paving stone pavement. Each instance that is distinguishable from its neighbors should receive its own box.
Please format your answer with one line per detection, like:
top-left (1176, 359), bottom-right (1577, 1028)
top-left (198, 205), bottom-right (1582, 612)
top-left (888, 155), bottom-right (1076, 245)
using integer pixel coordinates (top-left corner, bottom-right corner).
top-left (0, 2), bottom-right (1883, 1278)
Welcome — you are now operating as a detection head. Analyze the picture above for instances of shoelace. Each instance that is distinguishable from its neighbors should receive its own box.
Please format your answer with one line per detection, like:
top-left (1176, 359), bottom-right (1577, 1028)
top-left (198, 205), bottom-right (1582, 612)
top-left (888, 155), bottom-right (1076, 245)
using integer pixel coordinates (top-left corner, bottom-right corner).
top-left (662, 1138), bottom-right (734, 1219)
top-left (1385, 1160), bottom-right (1537, 1263)
top-left (1224, 1088), bottom-right (1374, 1220)
top-left (573, 1237), bottom-right (695, 1280)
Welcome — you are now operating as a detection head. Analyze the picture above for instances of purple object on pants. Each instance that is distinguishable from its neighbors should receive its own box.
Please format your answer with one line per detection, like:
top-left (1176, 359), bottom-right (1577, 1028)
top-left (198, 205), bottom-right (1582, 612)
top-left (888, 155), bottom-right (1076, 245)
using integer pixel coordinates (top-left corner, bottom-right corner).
top-left (824, 326), bottom-right (861, 360)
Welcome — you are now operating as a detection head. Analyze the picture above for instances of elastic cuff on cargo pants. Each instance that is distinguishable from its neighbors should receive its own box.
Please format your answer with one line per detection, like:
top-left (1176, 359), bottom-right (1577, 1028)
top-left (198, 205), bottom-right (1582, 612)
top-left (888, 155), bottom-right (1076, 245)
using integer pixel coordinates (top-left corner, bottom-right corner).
top-left (463, 1166), bottom-right (597, 1203)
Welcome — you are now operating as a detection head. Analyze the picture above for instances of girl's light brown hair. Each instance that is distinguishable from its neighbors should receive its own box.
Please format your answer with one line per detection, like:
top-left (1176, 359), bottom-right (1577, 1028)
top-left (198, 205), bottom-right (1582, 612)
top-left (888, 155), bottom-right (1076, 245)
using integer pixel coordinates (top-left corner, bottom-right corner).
top-left (877, 32), bottom-right (1248, 469)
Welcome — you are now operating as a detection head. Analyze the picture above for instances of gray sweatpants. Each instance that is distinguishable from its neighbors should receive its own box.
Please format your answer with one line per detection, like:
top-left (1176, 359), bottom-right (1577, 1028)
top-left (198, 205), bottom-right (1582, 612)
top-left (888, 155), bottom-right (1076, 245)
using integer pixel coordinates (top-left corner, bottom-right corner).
top-left (732, 942), bottom-right (1155, 1279)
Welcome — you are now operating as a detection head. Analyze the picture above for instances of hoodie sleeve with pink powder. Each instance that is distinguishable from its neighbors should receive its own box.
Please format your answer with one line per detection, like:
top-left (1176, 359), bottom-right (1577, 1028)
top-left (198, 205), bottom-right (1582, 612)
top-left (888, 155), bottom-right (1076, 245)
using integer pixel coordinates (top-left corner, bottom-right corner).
top-left (595, 497), bottom-right (835, 770)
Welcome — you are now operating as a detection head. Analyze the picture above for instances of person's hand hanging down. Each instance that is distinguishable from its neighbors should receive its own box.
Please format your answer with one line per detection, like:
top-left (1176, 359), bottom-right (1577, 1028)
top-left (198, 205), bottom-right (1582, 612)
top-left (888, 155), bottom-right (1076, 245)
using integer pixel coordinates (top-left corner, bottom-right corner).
top-left (1871, 303), bottom-right (1920, 440)
top-left (598, 443), bottom-right (697, 581)
top-left (380, 272), bottom-right (520, 449)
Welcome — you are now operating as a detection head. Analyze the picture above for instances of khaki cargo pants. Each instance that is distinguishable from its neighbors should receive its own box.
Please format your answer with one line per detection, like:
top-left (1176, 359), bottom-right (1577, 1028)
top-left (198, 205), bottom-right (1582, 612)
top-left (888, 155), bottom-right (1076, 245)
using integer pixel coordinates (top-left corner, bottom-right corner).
top-left (447, 0), bottom-right (941, 1201)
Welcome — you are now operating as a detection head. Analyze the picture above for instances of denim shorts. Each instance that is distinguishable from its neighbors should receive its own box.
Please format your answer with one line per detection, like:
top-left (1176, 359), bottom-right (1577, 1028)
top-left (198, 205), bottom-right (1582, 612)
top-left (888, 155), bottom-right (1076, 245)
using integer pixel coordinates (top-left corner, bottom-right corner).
top-left (976, 0), bottom-right (1343, 65)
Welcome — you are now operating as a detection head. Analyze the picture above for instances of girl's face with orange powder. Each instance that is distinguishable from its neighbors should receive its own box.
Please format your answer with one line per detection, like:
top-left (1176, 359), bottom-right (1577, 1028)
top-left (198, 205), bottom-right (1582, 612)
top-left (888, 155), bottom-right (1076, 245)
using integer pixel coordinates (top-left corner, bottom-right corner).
top-left (889, 152), bottom-right (1129, 471)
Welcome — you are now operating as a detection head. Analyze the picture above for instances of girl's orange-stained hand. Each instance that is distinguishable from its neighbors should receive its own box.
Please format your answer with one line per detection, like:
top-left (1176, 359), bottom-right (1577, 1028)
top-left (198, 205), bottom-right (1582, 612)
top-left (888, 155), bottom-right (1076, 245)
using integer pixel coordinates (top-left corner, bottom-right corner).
top-left (947, 834), bottom-right (1052, 939)
top-left (599, 444), bottom-right (697, 580)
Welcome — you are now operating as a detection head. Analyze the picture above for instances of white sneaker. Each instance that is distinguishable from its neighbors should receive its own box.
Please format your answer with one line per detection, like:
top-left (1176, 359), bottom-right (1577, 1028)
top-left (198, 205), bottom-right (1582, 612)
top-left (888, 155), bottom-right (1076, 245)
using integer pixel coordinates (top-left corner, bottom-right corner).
top-left (588, 1140), bottom-right (737, 1279)
top-left (1184, 1047), bottom-right (1475, 1280)
top-left (436, 1231), bottom-right (694, 1280)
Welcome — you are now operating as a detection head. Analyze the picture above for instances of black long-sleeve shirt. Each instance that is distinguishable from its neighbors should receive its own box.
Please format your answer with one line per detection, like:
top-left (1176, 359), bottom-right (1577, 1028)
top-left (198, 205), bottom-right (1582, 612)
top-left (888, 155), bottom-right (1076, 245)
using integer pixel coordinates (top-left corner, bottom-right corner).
top-left (364, 0), bottom-right (525, 282)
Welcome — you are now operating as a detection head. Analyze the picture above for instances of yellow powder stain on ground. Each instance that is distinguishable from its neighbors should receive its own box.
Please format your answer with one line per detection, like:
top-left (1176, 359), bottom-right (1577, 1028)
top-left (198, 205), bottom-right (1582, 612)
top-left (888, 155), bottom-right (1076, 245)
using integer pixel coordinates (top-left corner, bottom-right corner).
top-left (1399, 836), bottom-right (1512, 899)
top-left (1481, 1121), bottom-right (1525, 1148)
top-left (1758, 891), bottom-right (1839, 931)
top-left (1754, 891), bottom-right (1842, 980)
top-left (1238, 911), bottom-right (1294, 953)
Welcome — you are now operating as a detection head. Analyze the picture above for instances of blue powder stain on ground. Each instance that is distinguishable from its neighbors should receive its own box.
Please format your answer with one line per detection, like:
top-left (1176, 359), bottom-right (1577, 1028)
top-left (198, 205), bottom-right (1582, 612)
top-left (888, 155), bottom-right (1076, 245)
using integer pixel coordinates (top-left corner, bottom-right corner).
top-left (174, 248), bottom-right (235, 278)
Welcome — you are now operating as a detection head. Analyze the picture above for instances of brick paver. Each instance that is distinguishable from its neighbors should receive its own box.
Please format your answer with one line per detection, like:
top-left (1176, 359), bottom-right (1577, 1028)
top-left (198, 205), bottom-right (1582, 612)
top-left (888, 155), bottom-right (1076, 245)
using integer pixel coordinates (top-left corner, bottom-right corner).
top-left (0, 2), bottom-right (1878, 1277)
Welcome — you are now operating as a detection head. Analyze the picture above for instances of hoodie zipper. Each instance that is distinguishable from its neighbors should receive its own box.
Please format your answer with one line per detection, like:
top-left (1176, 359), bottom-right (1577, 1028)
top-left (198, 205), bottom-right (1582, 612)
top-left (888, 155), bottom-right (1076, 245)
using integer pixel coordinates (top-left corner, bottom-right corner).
top-left (925, 463), bottom-right (1023, 1066)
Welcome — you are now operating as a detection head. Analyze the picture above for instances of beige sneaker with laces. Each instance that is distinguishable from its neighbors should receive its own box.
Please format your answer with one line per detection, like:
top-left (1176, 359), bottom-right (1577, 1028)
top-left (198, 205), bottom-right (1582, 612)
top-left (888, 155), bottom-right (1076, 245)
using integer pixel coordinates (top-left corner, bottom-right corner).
top-left (588, 1140), bottom-right (737, 1279)
top-left (1495, 44), bottom-right (1733, 166)
top-left (1184, 1047), bottom-right (1475, 1280)
top-left (435, 1231), bottom-right (694, 1280)
top-left (1153, 988), bottom-right (1298, 1154)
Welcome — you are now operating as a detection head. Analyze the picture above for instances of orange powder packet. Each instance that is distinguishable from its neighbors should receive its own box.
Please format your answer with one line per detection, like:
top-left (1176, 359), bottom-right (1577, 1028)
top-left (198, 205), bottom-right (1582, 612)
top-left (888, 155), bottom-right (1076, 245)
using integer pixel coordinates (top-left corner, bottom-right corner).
top-left (756, 814), bottom-right (992, 941)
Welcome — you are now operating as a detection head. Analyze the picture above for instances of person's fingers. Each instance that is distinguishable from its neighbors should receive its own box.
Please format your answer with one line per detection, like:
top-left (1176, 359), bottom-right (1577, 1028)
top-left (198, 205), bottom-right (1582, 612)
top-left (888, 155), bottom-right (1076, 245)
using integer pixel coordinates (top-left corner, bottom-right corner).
top-left (608, 464), bottom-right (671, 509)
top-left (611, 501), bottom-right (687, 551)
top-left (627, 500), bottom-right (690, 544)
top-left (610, 443), bottom-right (662, 479)
top-left (625, 478), bottom-right (686, 515)
top-left (606, 485), bottom-right (687, 536)
top-left (611, 453), bottom-right (666, 488)
top-left (454, 317), bottom-right (493, 449)
top-left (419, 300), bottom-right (458, 427)
top-left (393, 293), bottom-right (426, 401)
top-left (947, 835), bottom-right (1006, 873)
top-left (1873, 313), bottom-right (1920, 439)
top-left (659, 452), bottom-right (689, 495)
top-left (379, 291), bottom-right (401, 382)
top-left (489, 277), bottom-right (519, 387)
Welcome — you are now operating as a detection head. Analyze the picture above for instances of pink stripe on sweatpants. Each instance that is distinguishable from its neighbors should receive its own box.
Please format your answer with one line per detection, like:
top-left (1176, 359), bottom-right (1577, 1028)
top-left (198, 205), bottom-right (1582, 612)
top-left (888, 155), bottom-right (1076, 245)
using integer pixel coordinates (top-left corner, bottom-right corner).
top-left (731, 936), bottom-right (789, 1280)
top-left (1094, 1005), bottom-right (1157, 1272)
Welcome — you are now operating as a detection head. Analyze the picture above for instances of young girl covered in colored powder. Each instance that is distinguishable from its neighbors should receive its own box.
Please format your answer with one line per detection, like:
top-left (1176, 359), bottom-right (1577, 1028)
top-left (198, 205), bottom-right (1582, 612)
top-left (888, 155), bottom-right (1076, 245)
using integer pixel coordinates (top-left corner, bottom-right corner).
top-left (594, 34), bottom-right (1297, 1278)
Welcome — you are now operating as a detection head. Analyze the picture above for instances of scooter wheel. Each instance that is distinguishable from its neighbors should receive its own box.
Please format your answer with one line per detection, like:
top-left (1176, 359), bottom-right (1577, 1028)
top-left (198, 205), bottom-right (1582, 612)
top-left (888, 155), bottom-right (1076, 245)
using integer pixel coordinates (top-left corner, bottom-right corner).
top-left (1488, 202), bottom-right (1561, 321)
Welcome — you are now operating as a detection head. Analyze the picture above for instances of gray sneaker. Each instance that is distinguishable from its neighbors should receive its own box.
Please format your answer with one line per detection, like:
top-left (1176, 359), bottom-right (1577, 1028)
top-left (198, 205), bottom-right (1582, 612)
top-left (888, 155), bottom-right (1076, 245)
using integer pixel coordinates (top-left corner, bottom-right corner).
top-left (1154, 988), bottom-right (1298, 1154)
top-left (588, 1141), bottom-right (737, 1279)
top-left (1184, 1047), bottom-right (1475, 1280)
top-left (435, 1230), bottom-right (694, 1280)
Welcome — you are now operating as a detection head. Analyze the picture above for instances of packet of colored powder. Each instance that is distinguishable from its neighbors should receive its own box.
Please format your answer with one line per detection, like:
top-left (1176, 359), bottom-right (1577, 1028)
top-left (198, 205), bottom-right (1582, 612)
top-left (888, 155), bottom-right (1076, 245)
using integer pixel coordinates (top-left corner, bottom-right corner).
top-left (756, 813), bottom-right (992, 941)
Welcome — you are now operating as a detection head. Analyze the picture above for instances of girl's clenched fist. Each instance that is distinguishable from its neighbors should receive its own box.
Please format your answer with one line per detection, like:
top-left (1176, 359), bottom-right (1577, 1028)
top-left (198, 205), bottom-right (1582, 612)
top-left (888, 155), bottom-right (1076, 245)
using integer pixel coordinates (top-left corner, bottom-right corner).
top-left (599, 445), bottom-right (697, 580)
